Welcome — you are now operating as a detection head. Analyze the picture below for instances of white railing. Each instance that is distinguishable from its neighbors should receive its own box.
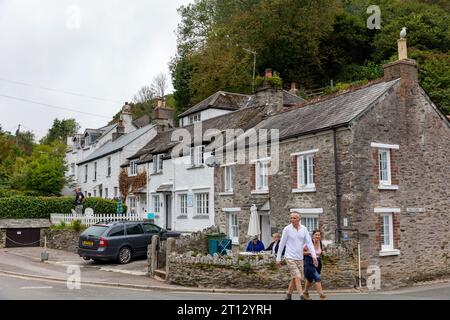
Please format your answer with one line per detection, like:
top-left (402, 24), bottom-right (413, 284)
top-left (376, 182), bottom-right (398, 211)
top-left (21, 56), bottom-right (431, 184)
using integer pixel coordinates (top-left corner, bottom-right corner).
top-left (50, 213), bottom-right (144, 227)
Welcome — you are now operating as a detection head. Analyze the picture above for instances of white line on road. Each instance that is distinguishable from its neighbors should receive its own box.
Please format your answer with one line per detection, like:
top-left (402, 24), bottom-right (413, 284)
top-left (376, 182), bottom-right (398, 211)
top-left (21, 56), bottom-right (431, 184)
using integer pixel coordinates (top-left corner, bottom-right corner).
top-left (20, 286), bottom-right (53, 289)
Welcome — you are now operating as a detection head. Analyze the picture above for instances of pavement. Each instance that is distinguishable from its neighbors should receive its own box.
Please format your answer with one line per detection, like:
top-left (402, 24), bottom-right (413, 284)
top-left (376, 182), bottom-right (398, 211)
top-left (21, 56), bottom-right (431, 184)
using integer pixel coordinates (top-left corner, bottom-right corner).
top-left (0, 247), bottom-right (449, 296)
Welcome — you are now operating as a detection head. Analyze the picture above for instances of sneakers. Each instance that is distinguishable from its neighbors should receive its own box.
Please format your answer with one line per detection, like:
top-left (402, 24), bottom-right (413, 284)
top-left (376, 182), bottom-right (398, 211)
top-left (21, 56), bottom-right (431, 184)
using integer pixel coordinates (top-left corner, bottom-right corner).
top-left (303, 292), bottom-right (312, 300)
top-left (319, 294), bottom-right (328, 300)
top-left (285, 294), bottom-right (292, 300)
top-left (300, 295), bottom-right (305, 300)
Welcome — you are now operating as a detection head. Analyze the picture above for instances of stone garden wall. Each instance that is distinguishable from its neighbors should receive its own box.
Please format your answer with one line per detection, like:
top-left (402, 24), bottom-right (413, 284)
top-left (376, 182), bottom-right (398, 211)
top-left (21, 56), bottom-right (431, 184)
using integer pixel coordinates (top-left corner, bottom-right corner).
top-left (43, 229), bottom-right (81, 253)
top-left (0, 229), bottom-right (5, 248)
top-left (167, 243), bottom-right (359, 290)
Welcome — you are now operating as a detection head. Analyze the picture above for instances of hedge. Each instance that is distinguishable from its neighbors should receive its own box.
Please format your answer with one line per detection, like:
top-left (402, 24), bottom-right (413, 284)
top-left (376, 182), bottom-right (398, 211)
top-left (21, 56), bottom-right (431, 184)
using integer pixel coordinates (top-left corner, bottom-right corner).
top-left (0, 196), bottom-right (127, 219)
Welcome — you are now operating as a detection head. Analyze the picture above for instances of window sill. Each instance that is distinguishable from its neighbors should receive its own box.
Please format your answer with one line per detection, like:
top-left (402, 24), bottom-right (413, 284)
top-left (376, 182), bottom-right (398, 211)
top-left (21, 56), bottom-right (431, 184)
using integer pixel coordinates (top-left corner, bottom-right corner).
top-left (193, 215), bottom-right (209, 220)
top-left (129, 174), bottom-right (137, 177)
top-left (187, 165), bottom-right (205, 170)
top-left (150, 172), bottom-right (163, 176)
top-left (176, 215), bottom-right (188, 219)
top-left (219, 192), bottom-right (234, 196)
top-left (292, 186), bottom-right (316, 193)
top-left (251, 190), bottom-right (269, 195)
top-left (232, 240), bottom-right (239, 245)
top-left (379, 249), bottom-right (400, 257)
top-left (378, 185), bottom-right (399, 190)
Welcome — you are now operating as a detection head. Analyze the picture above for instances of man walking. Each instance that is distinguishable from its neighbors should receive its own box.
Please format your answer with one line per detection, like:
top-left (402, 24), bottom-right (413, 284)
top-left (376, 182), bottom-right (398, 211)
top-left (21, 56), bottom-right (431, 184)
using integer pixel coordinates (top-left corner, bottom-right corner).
top-left (74, 187), bottom-right (84, 214)
top-left (277, 212), bottom-right (318, 300)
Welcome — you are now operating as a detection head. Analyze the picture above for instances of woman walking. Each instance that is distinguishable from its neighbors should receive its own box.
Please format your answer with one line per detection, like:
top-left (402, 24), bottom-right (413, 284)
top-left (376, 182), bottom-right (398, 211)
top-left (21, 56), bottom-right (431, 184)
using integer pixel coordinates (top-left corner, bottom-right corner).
top-left (303, 230), bottom-right (327, 300)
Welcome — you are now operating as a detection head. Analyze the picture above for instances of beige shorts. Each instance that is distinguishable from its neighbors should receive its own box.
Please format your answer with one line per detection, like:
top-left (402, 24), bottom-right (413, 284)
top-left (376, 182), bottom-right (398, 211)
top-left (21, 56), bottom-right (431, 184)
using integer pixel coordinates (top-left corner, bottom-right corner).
top-left (286, 259), bottom-right (304, 279)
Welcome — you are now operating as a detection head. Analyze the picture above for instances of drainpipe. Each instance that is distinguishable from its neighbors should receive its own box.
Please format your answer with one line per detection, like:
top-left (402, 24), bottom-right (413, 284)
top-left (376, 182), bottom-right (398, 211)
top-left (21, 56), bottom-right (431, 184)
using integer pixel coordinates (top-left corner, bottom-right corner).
top-left (333, 129), bottom-right (341, 243)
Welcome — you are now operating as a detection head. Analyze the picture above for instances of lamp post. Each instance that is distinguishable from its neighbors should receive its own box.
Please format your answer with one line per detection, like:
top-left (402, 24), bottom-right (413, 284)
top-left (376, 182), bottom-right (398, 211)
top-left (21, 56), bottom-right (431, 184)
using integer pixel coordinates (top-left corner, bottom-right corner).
top-left (243, 48), bottom-right (257, 93)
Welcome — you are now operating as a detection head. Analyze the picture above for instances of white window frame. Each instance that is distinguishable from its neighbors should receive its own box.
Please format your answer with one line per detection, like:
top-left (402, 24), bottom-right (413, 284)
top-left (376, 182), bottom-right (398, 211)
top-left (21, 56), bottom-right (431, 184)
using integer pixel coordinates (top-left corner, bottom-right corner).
top-left (152, 195), bottom-right (160, 214)
top-left (130, 160), bottom-right (138, 176)
top-left (290, 208), bottom-right (322, 235)
top-left (229, 212), bottom-right (239, 245)
top-left (194, 192), bottom-right (209, 215)
top-left (301, 215), bottom-right (319, 235)
top-left (129, 196), bottom-right (137, 212)
top-left (374, 208), bottom-right (401, 256)
top-left (190, 146), bottom-right (205, 167)
top-left (254, 160), bottom-right (269, 192)
top-left (189, 113), bottom-right (201, 124)
top-left (378, 149), bottom-right (391, 186)
top-left (293, 151), bottom-right (316, 193)
top-left (152, 154), bottom-right (164, 174)
top-left (380, 213), bottom-right (394, 252)
top-left (107, 157), bottom-right (111, 177)
top-left (224, 166), bottom-right (234, 193)
top-left (179, 194), bottom-right (188, 216)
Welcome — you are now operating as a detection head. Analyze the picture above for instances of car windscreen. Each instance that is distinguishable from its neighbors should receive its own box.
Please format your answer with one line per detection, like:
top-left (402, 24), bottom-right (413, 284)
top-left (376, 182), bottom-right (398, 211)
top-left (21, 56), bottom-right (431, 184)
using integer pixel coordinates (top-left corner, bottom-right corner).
top-left (84, 225), bottom-right (108, 237)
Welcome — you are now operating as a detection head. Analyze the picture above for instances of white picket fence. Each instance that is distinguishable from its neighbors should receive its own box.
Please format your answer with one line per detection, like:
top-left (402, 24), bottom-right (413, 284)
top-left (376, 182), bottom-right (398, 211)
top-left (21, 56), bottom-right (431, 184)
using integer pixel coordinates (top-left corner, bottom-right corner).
top-left (50, 213), bottom-right (144, 227)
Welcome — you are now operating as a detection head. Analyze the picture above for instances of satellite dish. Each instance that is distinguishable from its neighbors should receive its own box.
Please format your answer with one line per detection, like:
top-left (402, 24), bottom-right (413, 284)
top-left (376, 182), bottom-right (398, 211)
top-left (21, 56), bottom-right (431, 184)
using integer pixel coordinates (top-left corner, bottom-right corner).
top-left (205, 156), bottom-right (220, 168)
top-left (84, 208), bottom-right (94, 217)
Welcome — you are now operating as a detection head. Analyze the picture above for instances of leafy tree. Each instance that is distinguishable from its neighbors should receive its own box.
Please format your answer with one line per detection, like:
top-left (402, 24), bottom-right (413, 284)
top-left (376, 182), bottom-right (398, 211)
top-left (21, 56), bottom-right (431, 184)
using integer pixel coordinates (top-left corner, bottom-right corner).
top-left (40, 118), bottom-right (80, 145)
top-left (19, 143), bottom-right (69, 196)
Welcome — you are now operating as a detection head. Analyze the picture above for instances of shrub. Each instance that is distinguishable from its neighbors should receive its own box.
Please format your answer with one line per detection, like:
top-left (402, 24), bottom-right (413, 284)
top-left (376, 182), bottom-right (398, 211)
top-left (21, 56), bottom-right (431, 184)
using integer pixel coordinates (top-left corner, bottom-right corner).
top-left (0, 196), bottom-right (127, 219)
top-left (71, 219), bottom-right (82, 232)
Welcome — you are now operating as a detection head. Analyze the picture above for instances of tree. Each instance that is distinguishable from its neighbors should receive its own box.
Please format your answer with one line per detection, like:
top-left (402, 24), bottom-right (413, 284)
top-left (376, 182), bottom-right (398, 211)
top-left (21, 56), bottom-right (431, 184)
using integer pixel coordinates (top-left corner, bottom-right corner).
top-left (40, 118), bottom-right (80, 145)
top-left (151, 73), bottom-right (169, 99)
top-left (19, 143), bottom-right (69, 195)
top-left (133, 86), bottom-right (154, 103)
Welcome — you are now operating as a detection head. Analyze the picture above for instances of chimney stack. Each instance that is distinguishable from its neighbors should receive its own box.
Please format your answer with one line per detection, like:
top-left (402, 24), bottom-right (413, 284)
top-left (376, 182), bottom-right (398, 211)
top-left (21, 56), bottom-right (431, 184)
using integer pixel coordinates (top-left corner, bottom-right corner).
top-left (290, 82), bottom-right (298, 95)
top-left (112, 119), bottom-right (125, 141)
top-left (152, 102), bottom-right (174, 132)
top-left (383, 30), bottom-right (418, 91)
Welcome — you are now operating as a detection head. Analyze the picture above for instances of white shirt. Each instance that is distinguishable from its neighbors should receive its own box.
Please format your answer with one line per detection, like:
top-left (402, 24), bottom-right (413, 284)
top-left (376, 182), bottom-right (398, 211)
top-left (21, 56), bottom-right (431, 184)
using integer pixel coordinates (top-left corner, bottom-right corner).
top-left (276, 224), bottom-right (317, 262)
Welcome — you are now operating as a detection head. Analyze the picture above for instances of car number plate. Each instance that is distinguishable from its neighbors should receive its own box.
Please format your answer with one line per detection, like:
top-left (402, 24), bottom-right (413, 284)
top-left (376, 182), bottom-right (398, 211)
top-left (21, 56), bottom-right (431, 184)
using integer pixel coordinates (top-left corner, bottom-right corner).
top-left (83, 241), bottom-right (94, 246)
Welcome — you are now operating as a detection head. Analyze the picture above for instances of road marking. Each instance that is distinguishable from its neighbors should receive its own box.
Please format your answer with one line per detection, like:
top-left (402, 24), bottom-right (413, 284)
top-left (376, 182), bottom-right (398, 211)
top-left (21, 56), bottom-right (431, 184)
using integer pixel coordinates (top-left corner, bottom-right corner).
top-left (20, 286), bottom-right (53, 289)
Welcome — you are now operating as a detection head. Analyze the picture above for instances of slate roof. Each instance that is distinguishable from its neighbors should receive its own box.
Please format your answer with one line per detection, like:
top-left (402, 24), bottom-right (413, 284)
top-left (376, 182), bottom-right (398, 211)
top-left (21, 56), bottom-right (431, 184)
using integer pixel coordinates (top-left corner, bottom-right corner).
top-left (127, 105), bottom-right (268, 164)
top-left (77, 124), bottom-right (155, 165)
top-left (252, 79), bottom-right (400, 141)
top-left (178, 91), bottom-right (251, 118)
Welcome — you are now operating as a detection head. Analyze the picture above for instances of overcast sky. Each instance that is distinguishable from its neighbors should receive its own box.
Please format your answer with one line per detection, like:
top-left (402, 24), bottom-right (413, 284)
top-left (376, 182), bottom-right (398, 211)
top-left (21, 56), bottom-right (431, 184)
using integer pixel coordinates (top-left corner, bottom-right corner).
top-left (0, 0), bottom-right (193, 140)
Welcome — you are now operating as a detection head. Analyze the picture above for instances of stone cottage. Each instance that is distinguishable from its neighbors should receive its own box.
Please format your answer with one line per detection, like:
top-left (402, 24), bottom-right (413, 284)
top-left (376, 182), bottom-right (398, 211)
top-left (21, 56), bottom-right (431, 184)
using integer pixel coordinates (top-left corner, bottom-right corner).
top-left (214, 39), bottom-right (450, 288)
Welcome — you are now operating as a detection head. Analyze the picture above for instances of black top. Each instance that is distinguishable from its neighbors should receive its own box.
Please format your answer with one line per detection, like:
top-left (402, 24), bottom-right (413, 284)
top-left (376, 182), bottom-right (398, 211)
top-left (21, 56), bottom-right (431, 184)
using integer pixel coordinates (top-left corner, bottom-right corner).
top-left (75, 192), bottom-right (84, 206)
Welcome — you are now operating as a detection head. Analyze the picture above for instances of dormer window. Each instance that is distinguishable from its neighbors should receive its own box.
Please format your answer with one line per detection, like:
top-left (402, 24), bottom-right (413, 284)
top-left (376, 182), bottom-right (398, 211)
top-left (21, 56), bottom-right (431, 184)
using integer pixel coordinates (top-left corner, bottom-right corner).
top-left (189, 113), bottom-right (201, 124)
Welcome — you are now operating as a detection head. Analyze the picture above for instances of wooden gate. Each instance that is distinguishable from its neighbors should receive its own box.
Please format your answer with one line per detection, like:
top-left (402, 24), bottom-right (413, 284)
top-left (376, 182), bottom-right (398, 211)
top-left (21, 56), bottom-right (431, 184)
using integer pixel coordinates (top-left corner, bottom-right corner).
top-left (5, 228), bottom-right (41, 248)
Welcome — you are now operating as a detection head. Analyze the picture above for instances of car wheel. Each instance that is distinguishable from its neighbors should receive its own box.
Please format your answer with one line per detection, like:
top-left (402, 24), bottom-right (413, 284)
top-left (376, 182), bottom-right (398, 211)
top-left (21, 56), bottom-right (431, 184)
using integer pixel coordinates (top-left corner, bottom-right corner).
top-left (82, 257), bottom-right (91, 261)
top-left (118, 247), bottom-right (132, 264)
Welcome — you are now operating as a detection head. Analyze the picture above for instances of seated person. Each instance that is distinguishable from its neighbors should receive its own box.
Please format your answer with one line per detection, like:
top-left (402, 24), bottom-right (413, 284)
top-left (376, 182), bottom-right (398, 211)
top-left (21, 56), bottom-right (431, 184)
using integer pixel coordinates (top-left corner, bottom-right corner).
top-left (265, 233), bottom-right (286, 256)
top-left (246, 236), bottom-right (265, 252)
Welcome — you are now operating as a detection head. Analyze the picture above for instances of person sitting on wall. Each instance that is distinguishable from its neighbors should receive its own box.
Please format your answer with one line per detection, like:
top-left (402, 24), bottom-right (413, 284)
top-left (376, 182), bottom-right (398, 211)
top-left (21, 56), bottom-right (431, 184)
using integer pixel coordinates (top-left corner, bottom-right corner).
top-left (246, 235), bottom-right (265, 253)
top-left (266, 233), bottom-right (286, 256)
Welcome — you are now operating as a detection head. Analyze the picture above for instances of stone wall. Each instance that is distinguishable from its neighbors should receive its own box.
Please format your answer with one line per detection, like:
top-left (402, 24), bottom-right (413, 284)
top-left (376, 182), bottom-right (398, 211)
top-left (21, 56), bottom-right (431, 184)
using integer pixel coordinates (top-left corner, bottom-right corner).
top-left (173, 225), bottom-right (220, 255)
top-left (167, 246), bottom-right (358, 290)
top-left (43, 229), bottom-right (81, 253)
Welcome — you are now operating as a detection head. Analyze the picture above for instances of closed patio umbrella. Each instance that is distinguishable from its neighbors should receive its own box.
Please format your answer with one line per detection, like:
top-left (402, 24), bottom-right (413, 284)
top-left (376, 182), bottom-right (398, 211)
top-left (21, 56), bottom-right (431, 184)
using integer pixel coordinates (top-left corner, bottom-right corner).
top-left (247, 204), bottom-right (260, 237)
